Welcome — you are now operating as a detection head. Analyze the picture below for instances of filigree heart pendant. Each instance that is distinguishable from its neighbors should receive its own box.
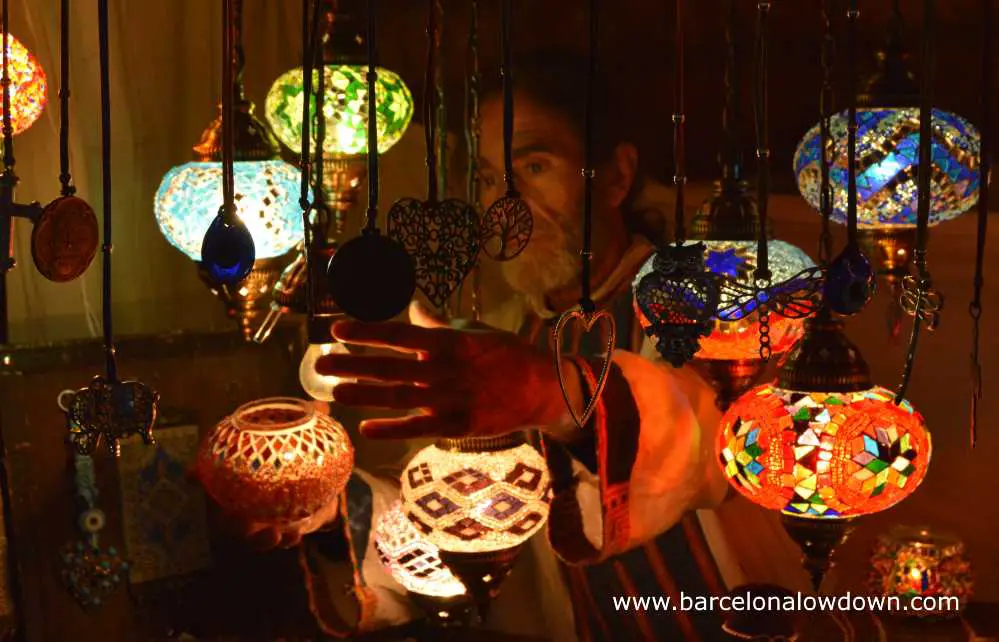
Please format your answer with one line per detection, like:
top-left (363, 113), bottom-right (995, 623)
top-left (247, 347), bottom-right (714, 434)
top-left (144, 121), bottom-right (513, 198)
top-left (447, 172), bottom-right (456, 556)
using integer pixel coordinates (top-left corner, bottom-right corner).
top-left (388, 197), bottom-right (480, 309)
top-left (59, 540), bottom-right (129, 610)
top-left (551, 308), bottom-right (616, 428)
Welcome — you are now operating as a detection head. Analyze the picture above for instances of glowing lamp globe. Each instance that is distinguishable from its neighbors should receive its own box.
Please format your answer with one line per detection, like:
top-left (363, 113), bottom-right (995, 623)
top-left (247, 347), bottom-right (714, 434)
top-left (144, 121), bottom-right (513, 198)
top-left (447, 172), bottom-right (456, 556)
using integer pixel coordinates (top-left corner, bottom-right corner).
top-left (194, 397), bottom-right (353, 525)
top-left (634, 240), bottom-right (815, 362)
top-left (1, 34), bottom-right (46, 135)
top-left (374, 500), bottom-right (467, 599)
top-left (400, 436), bottom-right (551, 554)
top-left (265, 65), bottom-right (413, 158)
top-left (299, 341), bottom-right (354, 402)
top-left (155, 161), bottom-right (305, 261)
top-left (793, 108), bottom-right (979, 229)
top-left (868, 526), bottom-right (973, 617)
top-left (718, 383), bottom-right (931, 519)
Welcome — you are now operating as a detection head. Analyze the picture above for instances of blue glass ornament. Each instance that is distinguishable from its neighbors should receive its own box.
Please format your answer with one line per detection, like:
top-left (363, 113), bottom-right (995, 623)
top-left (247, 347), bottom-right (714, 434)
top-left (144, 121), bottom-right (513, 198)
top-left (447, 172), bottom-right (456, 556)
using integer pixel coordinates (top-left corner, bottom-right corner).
top-left (824, 245), bottom-right (876, 316)
top-left (200, 210), bottom-right (256, 285)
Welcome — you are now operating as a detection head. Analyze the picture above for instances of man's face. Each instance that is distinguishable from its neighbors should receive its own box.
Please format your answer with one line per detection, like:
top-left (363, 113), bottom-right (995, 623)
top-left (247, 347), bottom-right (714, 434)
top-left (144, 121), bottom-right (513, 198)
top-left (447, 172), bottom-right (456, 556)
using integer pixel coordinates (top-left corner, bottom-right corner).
top-left (478, 92), bottom-right (625, 302)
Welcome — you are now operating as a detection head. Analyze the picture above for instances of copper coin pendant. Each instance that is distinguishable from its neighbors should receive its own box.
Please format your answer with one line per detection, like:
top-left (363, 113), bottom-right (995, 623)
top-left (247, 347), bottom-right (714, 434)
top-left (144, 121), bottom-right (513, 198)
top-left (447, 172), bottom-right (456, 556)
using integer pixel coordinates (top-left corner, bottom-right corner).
top-left (31, 196), bottom-right (100, 282)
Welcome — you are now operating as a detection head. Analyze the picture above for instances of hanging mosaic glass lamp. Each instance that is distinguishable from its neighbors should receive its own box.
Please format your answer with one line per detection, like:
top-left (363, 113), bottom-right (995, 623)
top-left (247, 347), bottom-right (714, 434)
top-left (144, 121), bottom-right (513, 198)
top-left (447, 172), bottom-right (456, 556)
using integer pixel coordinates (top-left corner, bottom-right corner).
top-left (0, 33), bottom-right (46, 136)
top-left (154, 0), bottom-right (304, 339)
top-left (400, 434), bottom-right (552, 624)
top-left (717, 309), bottom-right (932, 591)
top-left (680, 0), bottom-right (814, 409)
top-left (265, 0), bottom-right (413, 214)
top-left (792, 2), bottom-right (979, 320)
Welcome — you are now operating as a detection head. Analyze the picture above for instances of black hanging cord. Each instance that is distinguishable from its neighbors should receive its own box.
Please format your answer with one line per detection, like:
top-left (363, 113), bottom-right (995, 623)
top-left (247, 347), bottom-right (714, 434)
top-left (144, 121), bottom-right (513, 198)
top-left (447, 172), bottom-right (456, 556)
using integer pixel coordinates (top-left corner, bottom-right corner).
top-left (752, 1), bottom-right (771, 280)
top-left (818, 0), bottom-right (835, 266)
top-left (298, 0), bottom-right (314, 215)
top-left (579, 0), bottom-right (598, 314)
top-left (672, 0), bottom-right (686, 245)
top-left (98, 0), bottom-right (118, 381)
top-left (720, 0), bottom-right (740, 181)
top-left (364, 0), bottom-right (380, 234)
top-left (500, 0), bottom-right (517, 197)
top-left (969, 0), bottom-right (989, 447)
top-left (845, 0), bottom-right (859, 247)
top-left (1, 0), bottom-right (14, 176)
top-left (465, 0), bottom-right (481, 319)
top-left (895, 0), bottom-right (935, 404)
top-left (307, 0), bottom-right (326, 321)
top-left (58, 0), bottom-right (74, 196)
top-left (220, 0), bottom-right (236, 228)
top-left (424, 0), bottom-right (439, 204)
top-left (434, 0), bottom-right (446, 199)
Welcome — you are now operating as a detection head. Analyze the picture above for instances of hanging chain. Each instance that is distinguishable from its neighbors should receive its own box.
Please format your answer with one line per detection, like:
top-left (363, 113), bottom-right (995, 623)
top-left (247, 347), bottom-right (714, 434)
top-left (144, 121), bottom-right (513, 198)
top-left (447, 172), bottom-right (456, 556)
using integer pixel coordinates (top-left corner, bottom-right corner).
top-left (435, 0), bottom-right (447, 200)
top-left (364, 0), bottom-right (380, 234)
top-left (672, 0), bottom-right (686, 245)
top-left (969, 0), bottom-right (990, 447)
top-left (465, 0), bottom-right (482, 321)
top-left (97, 0), bottom-right (117, 380)
top-left (818, 0), bottom-right (835, 265)
top-left (58, 0), bottom-right (74, 196)
top-left (579, 0), bottom-right (599, 314)
top-left (753, 0), bottom-right (772, 362)
top-left (424, 0), bottom-right (439, 204)
top-left (895, 0), bottom-right (939, 404)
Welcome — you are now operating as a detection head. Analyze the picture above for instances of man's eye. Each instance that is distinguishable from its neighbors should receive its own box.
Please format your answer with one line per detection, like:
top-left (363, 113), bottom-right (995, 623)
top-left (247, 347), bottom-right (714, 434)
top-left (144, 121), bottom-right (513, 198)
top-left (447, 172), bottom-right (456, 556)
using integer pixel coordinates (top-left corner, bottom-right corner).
top-left (480, 175), bottom-right (497, 188)
top-left (526, 162), bottom-right (545, 175)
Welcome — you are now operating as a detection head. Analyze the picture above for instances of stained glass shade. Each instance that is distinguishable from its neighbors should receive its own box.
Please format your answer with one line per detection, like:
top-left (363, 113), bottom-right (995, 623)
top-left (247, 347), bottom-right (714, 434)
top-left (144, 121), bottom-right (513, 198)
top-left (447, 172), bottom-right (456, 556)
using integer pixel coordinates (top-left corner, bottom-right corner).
top-left (400, 443), bottom-right (552, 554)
top-left (374, 500), bottom-right (467, 598)
top-left (154, 161), bottom-right (305, 260)
top-left (265, 65), bottom-right (413, 157)
top-left (718, 384), bottom-right (931, 519)
top-left (1, 34), bottom-right (46, 135)
top-left (633, 240), bottom-right (816, 361)
top-left (794, 108), bottom-right (980, 228)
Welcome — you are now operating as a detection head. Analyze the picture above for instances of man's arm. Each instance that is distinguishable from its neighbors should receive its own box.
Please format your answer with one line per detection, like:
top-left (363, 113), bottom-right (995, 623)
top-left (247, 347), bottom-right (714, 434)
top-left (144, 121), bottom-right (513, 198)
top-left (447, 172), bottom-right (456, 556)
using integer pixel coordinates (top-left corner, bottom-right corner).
top-left (539, 341), bottom-right (729, 564)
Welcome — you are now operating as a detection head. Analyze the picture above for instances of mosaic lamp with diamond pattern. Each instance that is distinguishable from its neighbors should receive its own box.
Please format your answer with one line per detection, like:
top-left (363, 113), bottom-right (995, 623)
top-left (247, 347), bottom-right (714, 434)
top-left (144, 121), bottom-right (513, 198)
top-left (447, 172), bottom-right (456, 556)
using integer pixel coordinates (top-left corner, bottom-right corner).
top-left (717, 310), bottom-right (931, 591)
top-left (399, 433), bottom-right (552, 622)
top-left (792, 10), bottom-right (979, 317)
top-left (374, 500), bottom-right (473, 627)
top-left (264, 0), bottom-right (412, 213)
top-left (154, 5), bottom-right (304, 340)
top-left (194, 397), bottom-right (353, 525)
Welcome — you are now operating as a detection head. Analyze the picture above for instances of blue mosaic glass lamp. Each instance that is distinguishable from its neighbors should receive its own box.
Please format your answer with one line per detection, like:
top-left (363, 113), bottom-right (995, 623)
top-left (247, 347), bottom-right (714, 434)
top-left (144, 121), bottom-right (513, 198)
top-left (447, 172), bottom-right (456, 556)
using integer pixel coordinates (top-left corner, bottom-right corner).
top-left (792, 5), bottom-right (980, 287)
top-left (154, 3), bottom-right (304, 339)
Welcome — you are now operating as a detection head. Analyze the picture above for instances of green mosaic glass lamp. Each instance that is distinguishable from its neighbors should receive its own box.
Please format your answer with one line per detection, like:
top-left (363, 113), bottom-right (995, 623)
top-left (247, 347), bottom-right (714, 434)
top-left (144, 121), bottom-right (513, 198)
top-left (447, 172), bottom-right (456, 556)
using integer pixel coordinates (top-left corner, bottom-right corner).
top-left (792, 3), bottom-right (979, 310)
top-left (264, 0), bottom-right (413, 218)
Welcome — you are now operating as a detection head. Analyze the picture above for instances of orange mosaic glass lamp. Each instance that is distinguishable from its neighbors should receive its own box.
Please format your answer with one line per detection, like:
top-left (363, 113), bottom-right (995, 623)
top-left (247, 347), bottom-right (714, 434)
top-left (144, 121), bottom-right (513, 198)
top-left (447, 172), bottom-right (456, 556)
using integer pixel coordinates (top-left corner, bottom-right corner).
top-left (717, 311), bottom-right (932, 589)
top-left (1, 34), bottom-right (46, 136)
top-left (194, 397), bottom-right (353, 524)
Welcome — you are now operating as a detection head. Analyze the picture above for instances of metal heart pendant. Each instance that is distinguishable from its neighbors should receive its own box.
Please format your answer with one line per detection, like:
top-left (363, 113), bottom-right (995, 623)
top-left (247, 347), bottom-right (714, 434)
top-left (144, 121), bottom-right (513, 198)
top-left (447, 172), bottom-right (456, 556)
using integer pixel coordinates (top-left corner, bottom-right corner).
top-left (66, 376), bottom-right (159, 456)
top-left (480, 194), bottom-right (533, 261)
top-left (387, 197), bottom-right (480, 309)
top-left (59, 540), bottom-right (129, 610)
top-left (899, 275), bottom-right (943, 330)
top-left (551, 308), bottom-right (616, 428)
top-left (635, 244), bottom-right (720, 368)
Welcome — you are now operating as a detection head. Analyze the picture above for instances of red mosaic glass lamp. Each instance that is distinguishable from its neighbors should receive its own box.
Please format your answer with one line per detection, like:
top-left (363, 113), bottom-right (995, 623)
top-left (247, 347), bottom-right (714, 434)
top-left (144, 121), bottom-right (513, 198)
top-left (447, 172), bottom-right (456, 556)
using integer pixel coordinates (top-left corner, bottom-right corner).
top-left (717, 309), bottom-right (932, 590)
top-left (1, 33), bottom-right (46, 136)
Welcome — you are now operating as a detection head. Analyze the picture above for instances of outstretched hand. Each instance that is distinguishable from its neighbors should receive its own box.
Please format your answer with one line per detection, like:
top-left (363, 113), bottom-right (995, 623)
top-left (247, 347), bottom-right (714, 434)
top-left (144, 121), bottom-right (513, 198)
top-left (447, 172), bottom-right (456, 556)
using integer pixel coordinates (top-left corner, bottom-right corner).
top-left (316, 301), bottom-right (579, 440)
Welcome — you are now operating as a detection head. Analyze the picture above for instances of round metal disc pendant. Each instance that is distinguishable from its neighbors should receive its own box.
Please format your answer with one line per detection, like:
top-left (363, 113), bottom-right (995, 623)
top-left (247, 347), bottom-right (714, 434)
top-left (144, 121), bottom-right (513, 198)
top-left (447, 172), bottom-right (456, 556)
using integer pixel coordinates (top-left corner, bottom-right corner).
top-left (327, 232), bottom-right (416, 322)
top-left (31, 196), bottom-right (100, 283)
top-left (480, 195), bottom-right (532, 261)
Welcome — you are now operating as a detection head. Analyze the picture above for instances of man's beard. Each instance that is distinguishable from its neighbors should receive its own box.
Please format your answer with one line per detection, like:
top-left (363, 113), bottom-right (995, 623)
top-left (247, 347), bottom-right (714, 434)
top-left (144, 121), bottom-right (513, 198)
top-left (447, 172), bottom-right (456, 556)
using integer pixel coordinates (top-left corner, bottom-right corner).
top-left (500, 212), bottom-right (581, 312)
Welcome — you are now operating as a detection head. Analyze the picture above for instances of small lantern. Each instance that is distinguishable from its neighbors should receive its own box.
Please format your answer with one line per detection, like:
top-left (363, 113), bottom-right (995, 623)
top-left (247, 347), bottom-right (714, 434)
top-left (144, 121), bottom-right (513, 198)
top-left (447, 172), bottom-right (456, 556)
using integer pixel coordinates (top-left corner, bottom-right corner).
top-left (374, 500), bottom-right (471, 626)
top-left (400, 434), bottom-right (551, 621)
top-left (194, 397), bottom-right (353, 524)
top-left (869, 526), bottom-right (973, 617)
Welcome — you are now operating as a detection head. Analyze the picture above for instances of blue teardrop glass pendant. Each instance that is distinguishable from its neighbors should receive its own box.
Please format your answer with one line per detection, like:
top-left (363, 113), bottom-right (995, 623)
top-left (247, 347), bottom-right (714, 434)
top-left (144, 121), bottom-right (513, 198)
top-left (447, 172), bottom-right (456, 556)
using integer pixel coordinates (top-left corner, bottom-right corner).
top-left (200, 210), bottom-right (255, 285)
top-left (823, 244), bottom-right (876, 316)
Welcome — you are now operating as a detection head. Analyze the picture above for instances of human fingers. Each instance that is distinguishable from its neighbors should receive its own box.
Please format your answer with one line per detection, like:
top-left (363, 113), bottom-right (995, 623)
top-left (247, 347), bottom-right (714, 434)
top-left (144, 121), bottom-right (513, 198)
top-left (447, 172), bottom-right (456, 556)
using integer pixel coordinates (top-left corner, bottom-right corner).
top-left (408, 300), bottom-right (450, 329)
top-left (314, 354), bottom-right (437, 385)
top-left (332, 382), bottom-right (459, 411)
top-left (278, 529), bottom-right (304, 549)
top-left (331, 320), bottom-right (455, 354)
top-left (359, 414), bottom-right (466, 440)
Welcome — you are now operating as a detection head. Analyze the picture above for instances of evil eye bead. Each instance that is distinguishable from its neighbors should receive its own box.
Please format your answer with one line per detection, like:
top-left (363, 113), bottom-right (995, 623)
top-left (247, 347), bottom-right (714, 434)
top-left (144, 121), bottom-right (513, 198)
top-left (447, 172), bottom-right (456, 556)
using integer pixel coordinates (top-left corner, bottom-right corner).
top-left (79, 508), bottom-right (106, 534)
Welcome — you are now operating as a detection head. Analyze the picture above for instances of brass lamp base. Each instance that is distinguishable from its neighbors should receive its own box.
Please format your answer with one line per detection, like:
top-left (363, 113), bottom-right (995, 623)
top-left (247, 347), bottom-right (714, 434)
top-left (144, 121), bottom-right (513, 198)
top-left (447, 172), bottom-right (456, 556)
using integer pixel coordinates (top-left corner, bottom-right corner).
top-left (694, 358), bottom-right (769, 412)
top-left (198, 254), bottom-right (294, 341)
top-left (408, 591), bottom-right (475, 629)
top-left (781, 514), bottom-right (857, 593)
top-left (438, 545), bottom-right (524, 625)
top-left (859, 228), bottom-right (916, 341)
